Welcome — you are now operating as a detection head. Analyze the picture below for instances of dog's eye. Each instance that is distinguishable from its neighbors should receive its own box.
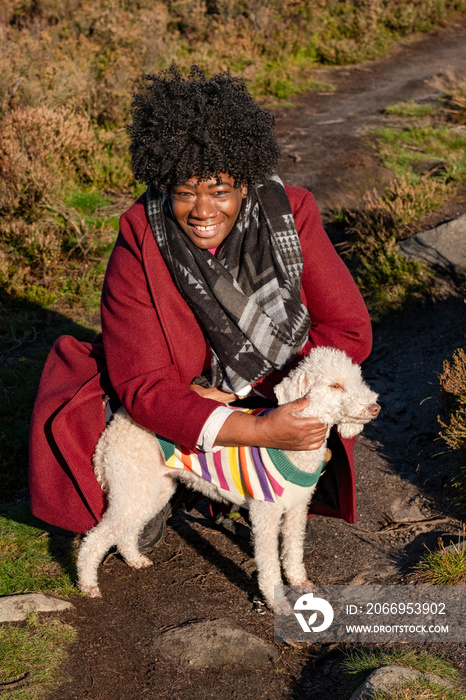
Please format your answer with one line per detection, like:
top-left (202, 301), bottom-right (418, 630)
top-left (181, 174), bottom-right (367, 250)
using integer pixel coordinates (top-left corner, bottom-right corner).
top-left (329, 383), bottom-right (344, 390)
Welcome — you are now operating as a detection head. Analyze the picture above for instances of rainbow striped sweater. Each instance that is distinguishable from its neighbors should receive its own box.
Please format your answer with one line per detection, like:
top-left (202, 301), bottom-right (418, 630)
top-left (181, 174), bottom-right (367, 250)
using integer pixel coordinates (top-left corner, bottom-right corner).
top-left (156, 411), bottom-right (324, 508)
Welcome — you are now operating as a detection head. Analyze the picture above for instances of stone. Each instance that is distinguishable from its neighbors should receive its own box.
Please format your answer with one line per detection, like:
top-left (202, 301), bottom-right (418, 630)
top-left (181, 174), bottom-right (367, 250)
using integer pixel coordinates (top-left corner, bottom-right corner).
top-left (154, 618), bottom-right (278, 668)
top-left (411, 160), bottom-right (447, 176)
top-left (388, 496), bottom-right (425, 522)
top-left (444, 540), bottom-right (466, 554)
top-left (349, 664), bottom-right (457, 700)
top-left (0, 593), bottom-right (73, 622)
top-left (399, 213), bottom-right (466, 270)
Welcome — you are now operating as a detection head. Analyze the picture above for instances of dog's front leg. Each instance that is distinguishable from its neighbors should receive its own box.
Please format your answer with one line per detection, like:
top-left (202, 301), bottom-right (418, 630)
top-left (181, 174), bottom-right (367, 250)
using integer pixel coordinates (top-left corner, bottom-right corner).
top-left (249, 501), bottom-right (283, 610)
top-left (280, 501), bottom-right (311, 586)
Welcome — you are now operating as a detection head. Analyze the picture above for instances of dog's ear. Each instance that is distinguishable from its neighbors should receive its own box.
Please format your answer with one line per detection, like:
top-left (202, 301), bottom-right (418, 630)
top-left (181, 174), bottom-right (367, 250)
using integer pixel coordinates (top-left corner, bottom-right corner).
top-left (274, 368), bottom-right (315, 405)
top-left (337, 422), bottom-right (365, 439)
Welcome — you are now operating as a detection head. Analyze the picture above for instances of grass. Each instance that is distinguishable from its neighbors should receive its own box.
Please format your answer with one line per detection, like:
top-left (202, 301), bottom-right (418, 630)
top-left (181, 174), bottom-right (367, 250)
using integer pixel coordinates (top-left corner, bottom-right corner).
top-left (411, 535), bottom-right (466, 585)
top-left (0, 613), bottom-right (76, 699)
top-left (376, 124), bottom-right (466, 184)
top-left (336, 71), bottom-right (466, 321)
top-left (385, 100), bottom-right (437, 118)
top-left (342, 648), bottom-right (461, 689)
top-left (337, 180), bottom-right (435, 321)
top-left (0, 504), bottom-right (79, 597)
top-left (372, 680), bottom-right (466, 699)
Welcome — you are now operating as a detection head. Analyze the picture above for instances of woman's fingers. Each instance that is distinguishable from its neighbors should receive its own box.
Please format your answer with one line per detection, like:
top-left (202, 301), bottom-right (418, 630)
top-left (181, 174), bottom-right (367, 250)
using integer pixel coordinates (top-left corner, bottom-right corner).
top-left (257, 399), bottom-right (327, 451)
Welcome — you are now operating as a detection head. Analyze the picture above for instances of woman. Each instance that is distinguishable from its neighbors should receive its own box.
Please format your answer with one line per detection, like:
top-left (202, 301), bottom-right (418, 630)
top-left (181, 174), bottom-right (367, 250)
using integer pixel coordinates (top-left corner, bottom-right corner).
top-left (29, 66), bottom-right (372, 541)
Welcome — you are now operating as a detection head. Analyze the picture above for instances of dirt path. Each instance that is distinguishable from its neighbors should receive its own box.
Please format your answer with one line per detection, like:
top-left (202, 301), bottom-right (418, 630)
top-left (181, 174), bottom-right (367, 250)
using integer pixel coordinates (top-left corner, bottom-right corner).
top-left (49, 20), bottom-right (466, 700)
top-left (274, 16), bottom-right (466, 218)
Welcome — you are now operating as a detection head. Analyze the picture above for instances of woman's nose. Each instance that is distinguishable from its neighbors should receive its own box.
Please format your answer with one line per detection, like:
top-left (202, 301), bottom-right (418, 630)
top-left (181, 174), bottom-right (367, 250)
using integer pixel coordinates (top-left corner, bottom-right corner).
top-left (191, 195), bottom-right (217, 219)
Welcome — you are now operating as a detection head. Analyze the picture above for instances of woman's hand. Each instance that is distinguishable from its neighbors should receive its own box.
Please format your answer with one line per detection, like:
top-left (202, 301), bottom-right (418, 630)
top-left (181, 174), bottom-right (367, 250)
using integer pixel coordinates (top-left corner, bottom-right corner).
top-left (190, 383), bottom-right (237, 404)
top-left (215, 397), bottom-right (327, 451)
top-left (256, 398), bottom-right (327, 451)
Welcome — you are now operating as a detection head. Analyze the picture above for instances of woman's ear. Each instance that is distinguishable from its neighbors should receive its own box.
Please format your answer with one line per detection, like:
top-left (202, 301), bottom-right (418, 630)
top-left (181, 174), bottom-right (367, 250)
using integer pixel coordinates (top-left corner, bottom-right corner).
top-left (240, 184), bottom-right (248, 199)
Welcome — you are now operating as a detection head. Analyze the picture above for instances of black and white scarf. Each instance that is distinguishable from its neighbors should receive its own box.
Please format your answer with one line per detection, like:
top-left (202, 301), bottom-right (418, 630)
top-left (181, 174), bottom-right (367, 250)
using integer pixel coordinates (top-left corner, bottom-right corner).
top-left (145, 174), bottom-right (311, 394)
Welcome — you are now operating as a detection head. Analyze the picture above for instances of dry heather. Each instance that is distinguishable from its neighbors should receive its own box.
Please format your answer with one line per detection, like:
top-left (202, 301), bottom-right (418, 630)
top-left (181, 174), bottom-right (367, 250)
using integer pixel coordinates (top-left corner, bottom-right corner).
top-left (440, 348), bottom-right (466, 452)
top-left (2, 0), bottom-right (466, 123)
top-left (1, 0), bottom-right (466, 300)
top-left (0, 105), bottom-right (117, 285)
top-left (337, 177), bottom-right (449, 318)
top-left (430, 69), bottom-right (466, 123)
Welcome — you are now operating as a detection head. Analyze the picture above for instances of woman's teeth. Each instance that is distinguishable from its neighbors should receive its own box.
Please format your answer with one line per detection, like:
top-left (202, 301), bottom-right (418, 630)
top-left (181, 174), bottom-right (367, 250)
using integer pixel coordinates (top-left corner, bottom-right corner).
top-left (193, 224), bottom-right (218, 231)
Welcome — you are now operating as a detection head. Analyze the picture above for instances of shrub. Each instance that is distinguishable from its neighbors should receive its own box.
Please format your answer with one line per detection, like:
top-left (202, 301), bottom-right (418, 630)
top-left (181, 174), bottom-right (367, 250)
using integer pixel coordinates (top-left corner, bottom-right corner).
top-left (430, 70), bottom-right (466, 125)
top-left (439, 346), bottom-right (466, 499)
top-left (340, 179), bottom-right (435, 319)
top-left (0, 105), bottom-right (96, 214)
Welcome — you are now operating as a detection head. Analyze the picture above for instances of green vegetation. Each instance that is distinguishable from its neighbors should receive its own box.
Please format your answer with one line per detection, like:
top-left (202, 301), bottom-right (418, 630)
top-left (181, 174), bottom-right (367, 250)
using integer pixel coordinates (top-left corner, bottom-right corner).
top-left (411, 535), bottom-right (466, 585)
top-left (338, 72), bottom-right (466, 320)
top-left (342, 648), bottom-right (461, 689)
top-left (0, 613), bottom-right (76, 699)
top-left (3, 0), bottom-right (465, 122)
top-left (372, 680), bottom-right (466, 699)
top-left (438, 347), bottom-right (466, 501)
top-left (376, 124), bottom-right (466, 183)
top-left (385, 99), bottom-right (437, 118)
top-left (0, 504), bottom-right (78, 596)
top-left (2, 6), bottom-right (466, 695)
top-left (340, 178), bottom-right (435, 320)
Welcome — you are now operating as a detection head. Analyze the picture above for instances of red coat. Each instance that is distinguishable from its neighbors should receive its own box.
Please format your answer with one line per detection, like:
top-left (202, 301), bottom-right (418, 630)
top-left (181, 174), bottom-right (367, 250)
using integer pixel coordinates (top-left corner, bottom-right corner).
top-left (29, 185), bottom-right (372, 533)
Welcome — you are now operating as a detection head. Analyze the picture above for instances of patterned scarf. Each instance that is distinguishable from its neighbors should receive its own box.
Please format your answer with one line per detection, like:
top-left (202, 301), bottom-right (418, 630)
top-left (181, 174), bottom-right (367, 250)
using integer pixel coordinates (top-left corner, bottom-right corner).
top-left (145, 174), bottom-right (311, 394)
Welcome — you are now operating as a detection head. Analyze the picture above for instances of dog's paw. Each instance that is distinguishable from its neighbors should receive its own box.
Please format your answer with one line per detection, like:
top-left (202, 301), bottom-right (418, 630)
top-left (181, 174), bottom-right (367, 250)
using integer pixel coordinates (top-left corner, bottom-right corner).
top-left (79, 584), bottom-right (102, 598)
top-left (287, 578), bottom-right (315, 589)
top-left (131, 554), bottom-right (153, 569)
top-left (273, 591), bottom-right (294, 616)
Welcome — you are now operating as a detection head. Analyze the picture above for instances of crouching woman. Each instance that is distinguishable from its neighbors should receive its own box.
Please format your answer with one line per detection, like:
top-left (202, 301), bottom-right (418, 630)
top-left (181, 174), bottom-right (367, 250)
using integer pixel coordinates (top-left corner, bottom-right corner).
top-left (29, 65), bottom-right (372, 544)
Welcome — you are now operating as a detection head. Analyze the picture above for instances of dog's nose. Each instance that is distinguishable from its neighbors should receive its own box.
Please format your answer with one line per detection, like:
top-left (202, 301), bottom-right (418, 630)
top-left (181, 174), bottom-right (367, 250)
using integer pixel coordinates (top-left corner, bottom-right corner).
top-left (368, 403), bottom-right (380, 417)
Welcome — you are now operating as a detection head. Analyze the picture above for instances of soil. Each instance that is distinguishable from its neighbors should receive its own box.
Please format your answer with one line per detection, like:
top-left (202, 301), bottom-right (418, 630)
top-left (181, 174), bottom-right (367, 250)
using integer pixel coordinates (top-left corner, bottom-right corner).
top-left (47, 19), bottom-right (466, 700)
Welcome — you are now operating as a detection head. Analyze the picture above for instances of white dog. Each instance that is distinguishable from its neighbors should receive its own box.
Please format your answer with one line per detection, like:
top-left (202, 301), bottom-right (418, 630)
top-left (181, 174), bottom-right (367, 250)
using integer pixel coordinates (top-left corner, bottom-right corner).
top-left (77, 347), bottom-right (379, 608)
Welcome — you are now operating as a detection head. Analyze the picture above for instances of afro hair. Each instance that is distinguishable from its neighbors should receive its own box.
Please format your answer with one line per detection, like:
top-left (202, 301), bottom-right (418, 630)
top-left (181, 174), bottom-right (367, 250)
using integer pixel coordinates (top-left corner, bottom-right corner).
top-left (127, 64), bottom-right (280, 192)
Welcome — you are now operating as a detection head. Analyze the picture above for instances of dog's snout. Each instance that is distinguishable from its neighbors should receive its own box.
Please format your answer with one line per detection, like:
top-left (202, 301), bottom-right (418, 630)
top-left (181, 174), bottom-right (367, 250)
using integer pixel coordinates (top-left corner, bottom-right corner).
top-left (369, 403), bottom-right (380, 417)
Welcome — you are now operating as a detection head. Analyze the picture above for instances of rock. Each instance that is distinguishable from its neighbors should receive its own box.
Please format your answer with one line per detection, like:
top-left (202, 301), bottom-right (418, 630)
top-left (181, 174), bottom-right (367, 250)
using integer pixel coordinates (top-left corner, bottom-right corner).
top-left (443, 540), bottom-right (466, 554)
top-left (0, 593), bottom-right (73, 622)
top-left (388, 496), bottom-right (425, 522)
top-left (154, 618), bottom-right (278, 668)
top-left (411, 159), bottom-right (447, 176)
top-left (349, 664), bottom-right (457, 700)
top-left (399, 213), bottom-right (466, 270)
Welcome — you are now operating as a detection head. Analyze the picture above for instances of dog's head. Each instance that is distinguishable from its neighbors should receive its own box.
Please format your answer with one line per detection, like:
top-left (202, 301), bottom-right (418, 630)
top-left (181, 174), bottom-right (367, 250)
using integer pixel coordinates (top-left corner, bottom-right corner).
top-left (274, 347), bottom-right (380, 438)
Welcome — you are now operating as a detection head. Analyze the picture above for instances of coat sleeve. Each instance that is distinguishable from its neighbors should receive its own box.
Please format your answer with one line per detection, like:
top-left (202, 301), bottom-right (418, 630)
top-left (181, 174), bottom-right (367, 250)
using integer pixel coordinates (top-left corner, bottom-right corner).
top-left (101, 201), bottom-right (224, 451)
top-left (253, 186), bottom-right (372, 399)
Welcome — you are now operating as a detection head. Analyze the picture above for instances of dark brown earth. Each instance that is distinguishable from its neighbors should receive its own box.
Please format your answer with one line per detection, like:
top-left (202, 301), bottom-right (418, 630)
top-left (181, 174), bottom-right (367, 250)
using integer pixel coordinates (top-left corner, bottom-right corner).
top-left (47, 19), bottom-right (466, 700)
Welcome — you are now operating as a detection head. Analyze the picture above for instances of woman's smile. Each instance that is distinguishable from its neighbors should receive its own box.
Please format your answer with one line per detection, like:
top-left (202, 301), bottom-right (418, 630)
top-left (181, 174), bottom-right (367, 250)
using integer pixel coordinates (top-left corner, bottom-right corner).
top-left (189, 222), bottom-right (221, 238)
top-left (171, 173), bottom-right (247, 249)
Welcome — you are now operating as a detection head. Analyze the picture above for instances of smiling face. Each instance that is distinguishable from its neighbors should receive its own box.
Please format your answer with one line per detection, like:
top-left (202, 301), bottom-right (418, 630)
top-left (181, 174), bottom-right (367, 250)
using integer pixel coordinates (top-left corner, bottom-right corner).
top-left (170, 173), bottom-right (248, 249)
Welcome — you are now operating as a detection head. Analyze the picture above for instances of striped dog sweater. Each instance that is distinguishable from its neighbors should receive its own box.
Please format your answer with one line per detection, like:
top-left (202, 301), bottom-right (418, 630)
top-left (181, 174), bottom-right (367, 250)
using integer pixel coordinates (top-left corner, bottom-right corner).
top-left (156, 410), bottom-right (324, 506)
